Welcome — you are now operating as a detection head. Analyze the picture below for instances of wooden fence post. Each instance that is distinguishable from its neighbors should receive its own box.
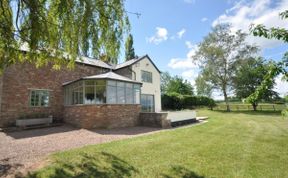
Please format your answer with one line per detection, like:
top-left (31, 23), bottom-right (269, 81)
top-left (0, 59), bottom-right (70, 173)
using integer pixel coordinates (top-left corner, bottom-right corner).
top-left (273, 105), bottom-right (275, 111)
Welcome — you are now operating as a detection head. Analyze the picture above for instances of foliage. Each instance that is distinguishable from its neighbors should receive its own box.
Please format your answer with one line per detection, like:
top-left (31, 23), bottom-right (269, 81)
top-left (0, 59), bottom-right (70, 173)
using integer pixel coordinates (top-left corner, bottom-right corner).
top-left (194, 24), bottom-right (258, 111)
top-left (0, 0), bottom-right (130, 72)
top-left (250, 10), bottom-right (288, 42)
top-left (160, 71), bottom-right (172, 95)
top-left (195, 73), bottom-right (213, 97)
top-left (125, 34), bottom-right (135, 61)
top-left (233, 57), bottom-right (279, 110)
top-left (162, 93), bottom-right (216, 110)
top-left (161, 72), bottom-right (194, 95)
top-left (248, 10), bottom-right (288, 115)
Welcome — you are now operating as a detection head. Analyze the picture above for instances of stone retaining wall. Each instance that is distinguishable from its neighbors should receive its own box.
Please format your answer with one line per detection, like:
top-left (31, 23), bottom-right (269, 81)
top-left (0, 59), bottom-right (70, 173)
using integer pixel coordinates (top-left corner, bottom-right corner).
top-left (139, 112), bottom-right (170, 128)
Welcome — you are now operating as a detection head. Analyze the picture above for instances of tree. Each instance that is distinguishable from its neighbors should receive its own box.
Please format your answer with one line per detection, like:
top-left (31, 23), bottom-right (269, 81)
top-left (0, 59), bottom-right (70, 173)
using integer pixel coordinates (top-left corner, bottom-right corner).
top-left (233, 57), bottom-right (278, 110)
top-left (160, 71), bottom-right (172, 95)
top-left (166, 76), bottom-right (194, 95)
top-left (195, 73), bottom-right (213, 97)
top-left (125, 34), bottom-right (135, 61)
top-left (0, 0), bottom-right (130, 71)
top-left (161, 72), bottom-right (194, 95)
top-left (194, 24), bottom-right (258, 111)
top-left (248, 10), bottom-right (288, 116)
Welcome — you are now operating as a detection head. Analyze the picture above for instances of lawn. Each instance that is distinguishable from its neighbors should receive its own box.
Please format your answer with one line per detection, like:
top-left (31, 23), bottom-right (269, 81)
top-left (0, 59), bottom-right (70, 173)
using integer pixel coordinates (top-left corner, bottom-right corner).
top-left (27, 110), bottom-right (288, 178)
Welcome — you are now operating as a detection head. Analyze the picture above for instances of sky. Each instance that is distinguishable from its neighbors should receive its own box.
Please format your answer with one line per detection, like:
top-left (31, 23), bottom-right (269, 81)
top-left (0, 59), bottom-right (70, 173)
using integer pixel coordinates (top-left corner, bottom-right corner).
top-left (123, 0), bottom-right (288, 99)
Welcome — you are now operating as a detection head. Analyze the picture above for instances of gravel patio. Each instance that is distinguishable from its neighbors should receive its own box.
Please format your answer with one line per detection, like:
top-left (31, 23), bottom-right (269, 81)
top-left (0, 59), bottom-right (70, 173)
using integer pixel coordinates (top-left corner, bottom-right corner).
top-left (0, 125), bottom-right (161, 177)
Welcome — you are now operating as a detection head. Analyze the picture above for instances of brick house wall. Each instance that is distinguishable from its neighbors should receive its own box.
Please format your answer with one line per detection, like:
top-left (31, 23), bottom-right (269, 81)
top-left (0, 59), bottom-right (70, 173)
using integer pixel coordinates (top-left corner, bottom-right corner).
top-left (64, 104), bottom-right (141, 129)
top-left (0, 62), bottom-right (109, 127)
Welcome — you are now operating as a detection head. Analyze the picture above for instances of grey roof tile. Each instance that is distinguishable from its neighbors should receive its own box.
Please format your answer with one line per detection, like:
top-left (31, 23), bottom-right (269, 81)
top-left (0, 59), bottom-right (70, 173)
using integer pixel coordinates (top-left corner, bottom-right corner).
top-left (63, 71), bottom-right (142, 86)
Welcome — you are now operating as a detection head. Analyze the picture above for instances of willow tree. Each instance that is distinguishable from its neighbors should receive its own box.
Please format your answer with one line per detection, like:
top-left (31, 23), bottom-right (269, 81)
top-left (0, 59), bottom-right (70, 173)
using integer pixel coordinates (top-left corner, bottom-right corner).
top-left (0, 0), bottom-right (130, 72)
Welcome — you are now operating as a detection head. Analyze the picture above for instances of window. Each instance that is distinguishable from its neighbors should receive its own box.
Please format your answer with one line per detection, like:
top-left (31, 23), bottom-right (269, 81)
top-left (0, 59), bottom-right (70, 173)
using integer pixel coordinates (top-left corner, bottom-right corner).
top-left (126, 83), bottom-right (133, 104)
top-left (134, 85), bottom-right (140, 104)
top-left (117, 82), bottom-right (125, 104)
top-left (141, 70), bottom-right (152, 83)
top-left (107, 81), bottom-right (117, 104)
top-left (96, 85), bottom-right (106, 104)
top-left (30, 90), bottom-right (50, 107)
top-left (64, 80), bottom-right (141, 105)
top-left (72, 81), bottom-right (83, 105)
top-left (141, 94), bottom-right (154, 112)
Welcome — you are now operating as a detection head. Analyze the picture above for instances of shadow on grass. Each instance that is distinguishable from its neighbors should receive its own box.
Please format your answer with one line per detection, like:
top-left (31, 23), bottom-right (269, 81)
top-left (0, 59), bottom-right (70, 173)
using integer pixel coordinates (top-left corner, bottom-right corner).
top-left (162, 165), bottom-right (205, 178)
top-left (27, 152), bottom-right (138, 178)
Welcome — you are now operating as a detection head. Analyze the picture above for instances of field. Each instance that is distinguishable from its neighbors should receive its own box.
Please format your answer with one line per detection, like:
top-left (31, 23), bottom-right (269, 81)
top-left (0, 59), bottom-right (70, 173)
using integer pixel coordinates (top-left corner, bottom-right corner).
top-left (28, 110), bottom-right (288, 178)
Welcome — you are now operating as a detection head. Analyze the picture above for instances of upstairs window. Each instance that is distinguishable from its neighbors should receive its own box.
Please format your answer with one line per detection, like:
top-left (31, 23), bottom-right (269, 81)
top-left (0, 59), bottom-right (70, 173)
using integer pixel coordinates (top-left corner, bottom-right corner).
top-left (30, 90), bottom-right (50, 107)
top-left (141, 70), bottom-right (152, 83)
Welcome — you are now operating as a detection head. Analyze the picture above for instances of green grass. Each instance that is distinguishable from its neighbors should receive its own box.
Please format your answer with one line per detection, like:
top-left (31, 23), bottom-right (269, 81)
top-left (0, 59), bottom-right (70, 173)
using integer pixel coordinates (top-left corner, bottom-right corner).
top-left (28, 110), bottom-right (288, 178)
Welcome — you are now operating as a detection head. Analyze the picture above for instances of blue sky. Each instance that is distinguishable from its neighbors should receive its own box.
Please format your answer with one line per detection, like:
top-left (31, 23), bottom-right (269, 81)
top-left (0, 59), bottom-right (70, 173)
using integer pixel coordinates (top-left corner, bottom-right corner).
top-left (123, 0), bottom-right (288, 98)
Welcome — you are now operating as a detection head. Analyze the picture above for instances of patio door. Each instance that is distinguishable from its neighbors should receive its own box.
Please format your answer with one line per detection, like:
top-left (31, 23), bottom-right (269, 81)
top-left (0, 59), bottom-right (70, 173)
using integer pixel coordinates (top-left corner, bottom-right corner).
top-left (141, 94), bottom-right (155, 112)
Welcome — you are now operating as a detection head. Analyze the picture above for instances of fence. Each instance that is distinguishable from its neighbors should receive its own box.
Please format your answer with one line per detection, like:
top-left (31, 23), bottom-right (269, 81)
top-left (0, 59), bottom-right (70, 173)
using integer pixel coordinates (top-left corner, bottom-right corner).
top-left (213, 104), bottom-right (286, 111)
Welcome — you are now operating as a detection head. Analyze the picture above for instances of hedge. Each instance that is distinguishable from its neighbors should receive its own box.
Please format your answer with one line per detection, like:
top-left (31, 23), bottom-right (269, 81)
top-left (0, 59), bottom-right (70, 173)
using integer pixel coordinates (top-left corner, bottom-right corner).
top-left (162, 92), bottom-right (216, 110)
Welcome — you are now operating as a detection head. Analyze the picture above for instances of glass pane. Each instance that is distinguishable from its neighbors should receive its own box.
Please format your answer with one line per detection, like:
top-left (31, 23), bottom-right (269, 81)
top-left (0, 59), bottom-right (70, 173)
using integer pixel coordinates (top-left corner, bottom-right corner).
top-left (95, 80), bottom-right (106, 85)
top-left (84, 86), bottom-right (95, 104)
top-left (117, 82), bottom-right (125, 87)
top-left (141, 94), bottom-right (154, 112)
top-left (126, 83), bottom-right (133, 88)
top-left (108, 80), bottom-right (116, 86)
top-left (40, 91), bottom-right (49, 106)
top-left (133, 84), bottom-right (140, 89)
top-left (126, 87), bottom-right (133, 104)
top-left (73, 87), bottom-right (83, 104)
top-left (107, 86), bottom-right (117, 104)
top-left (96, 85), bottom-right (106, 104)
top-left (85, 80), bottom-right (94, 86)
top-left (134, 89), bottom-right (140, 104)
top-left (117, 84), bottom-right (125, 104)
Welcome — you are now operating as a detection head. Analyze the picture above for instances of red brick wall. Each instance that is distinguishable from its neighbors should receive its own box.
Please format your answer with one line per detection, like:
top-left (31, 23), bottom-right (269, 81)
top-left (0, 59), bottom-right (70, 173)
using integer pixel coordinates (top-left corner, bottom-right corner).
top-left (64, 104), bottom-right (141, 129)
top-left (0, 62), bottom-right (108, 127)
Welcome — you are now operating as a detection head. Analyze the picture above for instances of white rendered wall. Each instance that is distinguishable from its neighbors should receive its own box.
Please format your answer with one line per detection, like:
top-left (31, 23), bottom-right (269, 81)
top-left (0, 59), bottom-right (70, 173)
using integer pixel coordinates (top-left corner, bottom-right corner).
top-left (132, 57), bottom-right (161, 112)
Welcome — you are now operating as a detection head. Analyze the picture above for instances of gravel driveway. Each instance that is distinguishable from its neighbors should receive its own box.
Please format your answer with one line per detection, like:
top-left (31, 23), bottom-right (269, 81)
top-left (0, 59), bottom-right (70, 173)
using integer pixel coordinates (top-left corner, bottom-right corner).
top-left (0, 125), bottom-right (161, 177)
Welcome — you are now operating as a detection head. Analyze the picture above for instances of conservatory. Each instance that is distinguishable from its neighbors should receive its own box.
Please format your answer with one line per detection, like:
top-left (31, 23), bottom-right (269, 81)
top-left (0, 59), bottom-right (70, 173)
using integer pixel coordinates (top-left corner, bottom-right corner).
top-left (62, 72), bottom-right (142, 129)
top-left (63, 72), bottom-right (142, 106)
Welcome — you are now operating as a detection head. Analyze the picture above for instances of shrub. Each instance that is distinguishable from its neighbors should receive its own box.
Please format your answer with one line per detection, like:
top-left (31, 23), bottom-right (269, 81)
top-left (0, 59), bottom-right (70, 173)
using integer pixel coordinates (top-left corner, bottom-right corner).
top-left (162, 93), bottom-right (216, 110)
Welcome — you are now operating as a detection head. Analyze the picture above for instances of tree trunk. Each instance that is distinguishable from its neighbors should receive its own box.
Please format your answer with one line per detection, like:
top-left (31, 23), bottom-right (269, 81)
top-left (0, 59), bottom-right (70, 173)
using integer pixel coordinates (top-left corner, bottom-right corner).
top-left (223, 88), bottom-right (230, 112)
top-left (252, 103), bottom-right (257, 111)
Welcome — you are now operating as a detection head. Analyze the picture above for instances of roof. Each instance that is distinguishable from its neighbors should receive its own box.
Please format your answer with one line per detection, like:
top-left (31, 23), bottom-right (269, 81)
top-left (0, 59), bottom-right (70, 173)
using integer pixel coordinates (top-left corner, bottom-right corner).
top-left (63, 71), bottom-right (142, 86)
top-left (18, 45), bottom-right (160, 72)
top-left (76, 56), bottom-right (113, 69)
top-left (114, 55), bottom-right (162, 73)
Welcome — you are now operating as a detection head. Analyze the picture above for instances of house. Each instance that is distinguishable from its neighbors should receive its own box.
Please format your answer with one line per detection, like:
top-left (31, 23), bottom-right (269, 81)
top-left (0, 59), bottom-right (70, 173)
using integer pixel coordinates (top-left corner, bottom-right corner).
top-left (0, 55), bottom-right (162, 128)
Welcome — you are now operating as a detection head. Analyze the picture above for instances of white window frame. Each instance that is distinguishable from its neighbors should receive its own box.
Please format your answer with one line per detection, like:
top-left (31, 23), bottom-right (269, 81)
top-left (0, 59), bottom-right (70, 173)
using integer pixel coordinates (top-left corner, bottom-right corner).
top-left (141, 70), bottom-right (153, 83)
top-left (29, 89), bottom-right (50, 107)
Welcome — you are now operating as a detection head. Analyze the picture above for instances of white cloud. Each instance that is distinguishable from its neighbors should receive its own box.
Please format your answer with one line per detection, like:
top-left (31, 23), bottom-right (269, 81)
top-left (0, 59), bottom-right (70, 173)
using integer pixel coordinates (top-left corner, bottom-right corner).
top-left (212, 0), bottom-right (288, 48)
top-left (274, 74), bottom-right (288, 97)
top-left (185, 41), bottom-right (194, 49)
top-left (168, 41), bottom-right (199, 69)
top-left (201, 17), bottom-right (208, 22)
top-left (184, 0), bottom-right (196, 4)
top-left (177, 28), bottom-right (186, 39)
top-left (147, 27), bottom-right (168, 45)
top-left (181, 70), bottom-right (199, 85)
